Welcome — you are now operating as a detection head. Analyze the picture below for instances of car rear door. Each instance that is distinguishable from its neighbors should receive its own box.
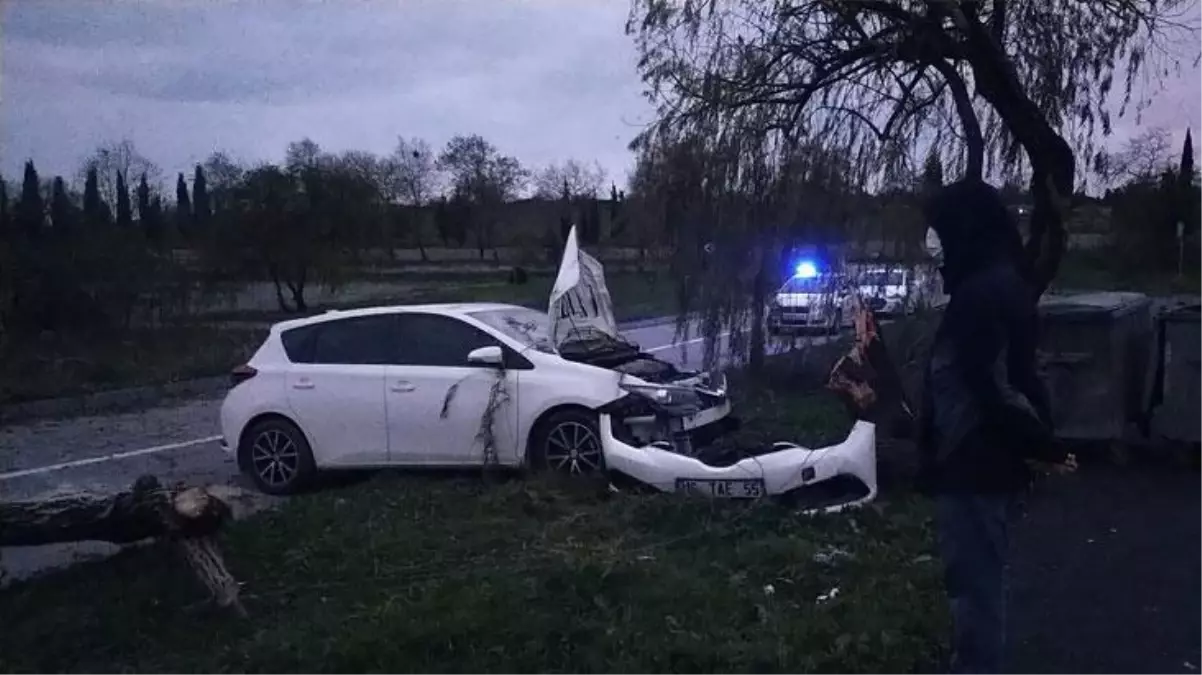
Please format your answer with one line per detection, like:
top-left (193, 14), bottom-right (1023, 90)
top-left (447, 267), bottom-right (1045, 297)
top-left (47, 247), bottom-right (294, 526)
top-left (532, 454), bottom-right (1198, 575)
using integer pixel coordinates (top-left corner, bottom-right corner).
top-left (286, 315), bottom-right (391, 467)
top-left (384, 313), bottom-right (521, 466)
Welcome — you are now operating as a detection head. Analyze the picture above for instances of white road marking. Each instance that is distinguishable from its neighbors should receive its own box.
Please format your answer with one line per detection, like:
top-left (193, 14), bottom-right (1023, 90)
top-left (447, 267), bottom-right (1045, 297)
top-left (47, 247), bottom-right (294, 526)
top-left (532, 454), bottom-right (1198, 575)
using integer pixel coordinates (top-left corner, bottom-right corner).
top-left (0, 330), bottom-right (741, 480)
top-left (644, 332), bottom-right (728, 353)
top-left (0, 436), bottom-right (222, 481)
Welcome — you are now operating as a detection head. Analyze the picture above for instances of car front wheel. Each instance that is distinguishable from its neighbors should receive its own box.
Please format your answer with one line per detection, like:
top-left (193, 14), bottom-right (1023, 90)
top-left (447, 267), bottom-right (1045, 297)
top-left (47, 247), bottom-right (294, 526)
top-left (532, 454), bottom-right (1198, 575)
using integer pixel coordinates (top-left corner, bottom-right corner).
top-left (240, 418), bottom-right (316, 495)
top-left (529, 410), bottom-right (605, 476)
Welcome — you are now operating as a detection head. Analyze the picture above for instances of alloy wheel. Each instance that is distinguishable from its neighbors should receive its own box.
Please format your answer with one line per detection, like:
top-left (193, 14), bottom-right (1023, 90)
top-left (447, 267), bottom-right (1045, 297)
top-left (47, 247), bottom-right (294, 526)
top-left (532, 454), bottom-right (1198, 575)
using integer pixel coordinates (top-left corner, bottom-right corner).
top-left (250, 428), bottom-right (300, 489)
top-left (543, 421), bottom-right (603, 475)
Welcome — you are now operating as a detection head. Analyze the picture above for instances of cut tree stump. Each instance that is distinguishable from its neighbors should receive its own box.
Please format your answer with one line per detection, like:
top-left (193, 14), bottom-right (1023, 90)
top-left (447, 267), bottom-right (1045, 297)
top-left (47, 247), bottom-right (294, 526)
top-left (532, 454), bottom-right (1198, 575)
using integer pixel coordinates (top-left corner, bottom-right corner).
top-left (0, 475), bottom-right (246, 615)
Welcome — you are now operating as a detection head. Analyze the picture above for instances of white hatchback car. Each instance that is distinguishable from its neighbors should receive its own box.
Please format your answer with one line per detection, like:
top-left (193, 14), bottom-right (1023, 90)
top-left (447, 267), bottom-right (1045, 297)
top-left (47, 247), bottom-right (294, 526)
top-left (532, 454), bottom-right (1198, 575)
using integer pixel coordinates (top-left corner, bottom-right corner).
top-left (219, 303), bottom-right (734, 494)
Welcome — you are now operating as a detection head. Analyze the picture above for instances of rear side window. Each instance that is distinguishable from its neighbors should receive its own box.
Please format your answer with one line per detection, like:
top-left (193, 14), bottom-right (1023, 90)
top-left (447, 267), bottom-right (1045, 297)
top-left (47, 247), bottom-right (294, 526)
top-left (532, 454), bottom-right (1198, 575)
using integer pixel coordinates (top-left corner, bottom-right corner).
top-left (280, 325), bottom-right (318, 363)
top-left (306, 315), bottom-right (396, 365)
top-left (393, 313), bottom-right (497, 367)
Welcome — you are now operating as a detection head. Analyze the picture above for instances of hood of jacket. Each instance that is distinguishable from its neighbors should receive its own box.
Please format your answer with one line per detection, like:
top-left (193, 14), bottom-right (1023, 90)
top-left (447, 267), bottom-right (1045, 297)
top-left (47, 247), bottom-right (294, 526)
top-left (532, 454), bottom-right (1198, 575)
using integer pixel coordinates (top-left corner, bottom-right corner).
top-left (923, 180), bottom-right (1026, 294)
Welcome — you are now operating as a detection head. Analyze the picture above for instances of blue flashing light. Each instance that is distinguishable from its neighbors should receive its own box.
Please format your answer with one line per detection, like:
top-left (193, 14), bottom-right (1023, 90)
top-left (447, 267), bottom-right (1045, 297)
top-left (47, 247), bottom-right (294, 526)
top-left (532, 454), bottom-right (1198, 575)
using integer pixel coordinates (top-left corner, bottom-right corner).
top-left (794, 260), bottom-right (819, 279)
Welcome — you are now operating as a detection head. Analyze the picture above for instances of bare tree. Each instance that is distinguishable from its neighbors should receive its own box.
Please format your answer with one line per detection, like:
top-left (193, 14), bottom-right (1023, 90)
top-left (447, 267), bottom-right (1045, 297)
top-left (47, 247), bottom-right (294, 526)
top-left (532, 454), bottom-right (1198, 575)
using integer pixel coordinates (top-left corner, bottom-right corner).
top-left (200, 152), bottom-right (246, 215)
top-left (77, 140), bottom-right (161, 212)
top-left (532, 159), bottom-right (607, 199)
top-left (437, 134), bottom-right (528, 258)
top-left (388, 137), bottom-right (442, 207)
top-left (284, 138), bottom-right (323, 176)
top-left (627, 0), bottom-right (1197, 368)
top-left (382, 137), bottom-right (442, 261)
top-left (1096, 126), bottom-right (1176, 186)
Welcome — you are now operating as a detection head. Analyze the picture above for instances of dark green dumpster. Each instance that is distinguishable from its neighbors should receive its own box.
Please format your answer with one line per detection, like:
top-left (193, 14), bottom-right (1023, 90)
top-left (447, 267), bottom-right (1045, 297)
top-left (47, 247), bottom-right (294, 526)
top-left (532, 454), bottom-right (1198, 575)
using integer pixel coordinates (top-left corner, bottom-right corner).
top-left (1037, 291), bottom-right (1155, 442)
top-left (1149, 304), bottom-right (1201, 444)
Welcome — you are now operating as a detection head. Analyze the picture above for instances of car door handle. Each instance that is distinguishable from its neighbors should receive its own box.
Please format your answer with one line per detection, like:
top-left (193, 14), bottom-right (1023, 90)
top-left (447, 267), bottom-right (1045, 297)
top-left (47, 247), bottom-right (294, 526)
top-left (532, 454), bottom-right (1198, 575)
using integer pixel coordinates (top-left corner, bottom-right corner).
top-left (391, 381), bottom-right (416, 393)
top-left (292, 379), bottom-right (315, 390)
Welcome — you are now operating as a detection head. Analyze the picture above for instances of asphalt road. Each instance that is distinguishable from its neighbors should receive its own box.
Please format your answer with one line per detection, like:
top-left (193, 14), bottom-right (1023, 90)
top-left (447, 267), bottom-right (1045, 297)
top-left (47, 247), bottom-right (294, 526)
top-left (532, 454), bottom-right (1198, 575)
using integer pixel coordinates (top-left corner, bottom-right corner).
top-left (0, 316), bottom-right (832, 581)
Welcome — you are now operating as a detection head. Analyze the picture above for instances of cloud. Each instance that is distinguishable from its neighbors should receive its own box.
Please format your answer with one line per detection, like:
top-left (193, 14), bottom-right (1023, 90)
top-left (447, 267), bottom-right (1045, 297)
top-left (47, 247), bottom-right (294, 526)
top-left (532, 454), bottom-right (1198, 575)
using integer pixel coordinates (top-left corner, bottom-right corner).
top-left (1, 0), bottom-right (1197, 192)
top-left (2, 0), bottom-right (654, 186)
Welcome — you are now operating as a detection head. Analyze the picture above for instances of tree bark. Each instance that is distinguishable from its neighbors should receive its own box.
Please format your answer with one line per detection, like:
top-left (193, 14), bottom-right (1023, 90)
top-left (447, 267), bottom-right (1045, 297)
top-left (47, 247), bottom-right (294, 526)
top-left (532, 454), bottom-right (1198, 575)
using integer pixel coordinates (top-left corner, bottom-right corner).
top-left (955, 7), bottom-right (1074, 296)
top-left (0, 476), bottom-right (228, 547)
top-left (1, 475), bottom-right (246, 614)
top-left (931, 60), bottom-right (984, 181)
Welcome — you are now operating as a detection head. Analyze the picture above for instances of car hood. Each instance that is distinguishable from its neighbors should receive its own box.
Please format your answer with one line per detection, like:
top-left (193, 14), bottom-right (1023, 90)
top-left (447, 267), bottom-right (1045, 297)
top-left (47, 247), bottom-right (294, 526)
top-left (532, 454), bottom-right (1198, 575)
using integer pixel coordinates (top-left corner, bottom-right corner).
top-left (548, 225), bottom-right (621, 350)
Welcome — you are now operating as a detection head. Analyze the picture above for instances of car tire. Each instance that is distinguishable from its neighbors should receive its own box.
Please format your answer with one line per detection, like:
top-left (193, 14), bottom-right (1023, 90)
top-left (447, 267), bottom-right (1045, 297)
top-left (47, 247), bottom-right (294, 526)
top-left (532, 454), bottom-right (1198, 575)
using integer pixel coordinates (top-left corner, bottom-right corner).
top-left (528, 409), bottom-right (606, 477)
top-left (239, 417), bottom-right (317, 496)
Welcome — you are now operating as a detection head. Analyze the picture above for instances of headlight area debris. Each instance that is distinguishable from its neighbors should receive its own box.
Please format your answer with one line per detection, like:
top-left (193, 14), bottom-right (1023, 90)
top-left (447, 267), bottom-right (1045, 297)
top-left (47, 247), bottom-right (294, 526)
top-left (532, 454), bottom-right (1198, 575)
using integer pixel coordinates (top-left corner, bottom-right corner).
top-left (598, 295), bottom-right (915, 514)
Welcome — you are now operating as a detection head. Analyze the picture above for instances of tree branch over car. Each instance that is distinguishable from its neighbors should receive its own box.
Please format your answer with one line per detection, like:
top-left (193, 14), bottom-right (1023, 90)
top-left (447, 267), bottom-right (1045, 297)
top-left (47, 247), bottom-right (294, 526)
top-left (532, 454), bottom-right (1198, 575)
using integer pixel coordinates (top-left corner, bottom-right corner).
top-left (625, 0), bottom-right (1196, 367)
top-left (628, 0), bottom-right (1195, 292)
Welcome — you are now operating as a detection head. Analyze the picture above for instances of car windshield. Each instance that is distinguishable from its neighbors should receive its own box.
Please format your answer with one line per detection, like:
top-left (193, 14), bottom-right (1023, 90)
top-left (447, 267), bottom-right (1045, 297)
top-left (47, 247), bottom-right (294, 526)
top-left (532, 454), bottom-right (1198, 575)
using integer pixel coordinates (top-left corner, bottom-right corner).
top-left (780, 275), bottom-right (837, 293)
top-left (468, 307), bottom-right (556, 354)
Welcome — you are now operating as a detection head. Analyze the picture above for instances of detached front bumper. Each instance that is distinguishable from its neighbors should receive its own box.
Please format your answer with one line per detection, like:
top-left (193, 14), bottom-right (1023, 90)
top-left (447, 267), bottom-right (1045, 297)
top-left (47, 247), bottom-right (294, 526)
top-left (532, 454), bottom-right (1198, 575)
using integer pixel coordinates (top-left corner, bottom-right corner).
top-left (601, 417), bottom-right (878, 513)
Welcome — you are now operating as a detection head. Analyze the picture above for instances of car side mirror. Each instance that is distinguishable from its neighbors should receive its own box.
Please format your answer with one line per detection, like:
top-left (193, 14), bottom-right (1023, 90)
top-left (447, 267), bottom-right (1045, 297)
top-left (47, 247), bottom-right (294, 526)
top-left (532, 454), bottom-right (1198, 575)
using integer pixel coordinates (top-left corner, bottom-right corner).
top-left (467, 345), bottom-right (504, 367)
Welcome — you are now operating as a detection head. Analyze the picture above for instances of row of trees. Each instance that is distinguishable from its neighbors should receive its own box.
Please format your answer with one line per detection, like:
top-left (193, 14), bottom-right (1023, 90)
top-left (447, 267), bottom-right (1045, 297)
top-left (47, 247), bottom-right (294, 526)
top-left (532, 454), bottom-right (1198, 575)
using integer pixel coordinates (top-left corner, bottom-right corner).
top-left (1102, 128), bottom-right (1200, 271)
top-left (0, 134), bottom-right (633, 332)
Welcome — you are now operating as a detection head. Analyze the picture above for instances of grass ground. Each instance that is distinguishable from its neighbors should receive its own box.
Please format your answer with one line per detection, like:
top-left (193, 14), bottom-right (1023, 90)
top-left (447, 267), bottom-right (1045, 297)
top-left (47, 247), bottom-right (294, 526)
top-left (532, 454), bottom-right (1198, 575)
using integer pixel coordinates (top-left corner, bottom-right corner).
top-left (0, 272), bottom-right (679, 405)
top-left (0, 324), bottom-right (266, 406)
top-left (0, 366), bottom-right (950, 673)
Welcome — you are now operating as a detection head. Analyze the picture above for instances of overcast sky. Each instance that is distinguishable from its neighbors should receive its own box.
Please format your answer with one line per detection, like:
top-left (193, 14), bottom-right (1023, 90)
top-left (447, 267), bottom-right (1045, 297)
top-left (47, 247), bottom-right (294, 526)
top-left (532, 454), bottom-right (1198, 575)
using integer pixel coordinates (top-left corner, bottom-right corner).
top-left (3, 0), bottom-right (1199, 191)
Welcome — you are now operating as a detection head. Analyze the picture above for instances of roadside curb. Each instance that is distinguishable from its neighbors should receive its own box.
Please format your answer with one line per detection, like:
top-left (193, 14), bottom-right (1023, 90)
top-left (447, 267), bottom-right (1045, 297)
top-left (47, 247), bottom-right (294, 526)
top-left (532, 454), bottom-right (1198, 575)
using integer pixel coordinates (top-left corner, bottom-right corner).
top-left (0, 314), bottom-right (684, 427)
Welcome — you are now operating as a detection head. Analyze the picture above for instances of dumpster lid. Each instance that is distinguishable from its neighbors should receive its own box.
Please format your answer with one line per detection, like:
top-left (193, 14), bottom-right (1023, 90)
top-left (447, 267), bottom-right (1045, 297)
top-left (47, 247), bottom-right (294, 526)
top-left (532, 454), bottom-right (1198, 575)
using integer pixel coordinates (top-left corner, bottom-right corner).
top-left (1039, 291), bottom-right (1150, 320)
top-left (1162, 304), bottom-right (1201, 323)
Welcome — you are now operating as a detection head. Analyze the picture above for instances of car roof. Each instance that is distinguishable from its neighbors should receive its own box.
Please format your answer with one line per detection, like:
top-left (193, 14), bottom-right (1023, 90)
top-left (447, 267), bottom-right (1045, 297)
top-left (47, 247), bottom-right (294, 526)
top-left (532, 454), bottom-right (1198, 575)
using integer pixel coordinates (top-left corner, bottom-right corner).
top-left (271, 302), bottom-right (537, 333)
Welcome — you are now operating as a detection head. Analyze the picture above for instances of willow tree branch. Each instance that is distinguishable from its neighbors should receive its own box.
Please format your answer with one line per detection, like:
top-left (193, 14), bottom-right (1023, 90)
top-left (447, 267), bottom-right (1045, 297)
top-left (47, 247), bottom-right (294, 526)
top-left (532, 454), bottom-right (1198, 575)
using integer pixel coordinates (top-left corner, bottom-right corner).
top-left (930, 59), bottom-right (984, 180)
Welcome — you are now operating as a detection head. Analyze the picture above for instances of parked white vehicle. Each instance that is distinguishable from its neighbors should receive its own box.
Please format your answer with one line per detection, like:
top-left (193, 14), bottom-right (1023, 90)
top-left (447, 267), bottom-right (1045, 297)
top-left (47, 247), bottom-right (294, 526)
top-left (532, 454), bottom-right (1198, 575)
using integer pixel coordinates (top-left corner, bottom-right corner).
top-left (767, 270), bottom-right (856, 335)
top-left (219, 227), bottom-right (878, 511)
top-left (218, 301), bottom-right (735, 494)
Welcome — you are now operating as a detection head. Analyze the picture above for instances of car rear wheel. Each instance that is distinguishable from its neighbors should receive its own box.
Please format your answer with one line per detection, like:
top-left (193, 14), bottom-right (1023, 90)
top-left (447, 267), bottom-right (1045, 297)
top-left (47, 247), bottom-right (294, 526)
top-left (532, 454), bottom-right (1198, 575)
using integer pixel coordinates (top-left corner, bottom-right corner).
top-left (529, 410), bottom-right (605, 476)
top-left (240, 417), bottom-right (316, 495)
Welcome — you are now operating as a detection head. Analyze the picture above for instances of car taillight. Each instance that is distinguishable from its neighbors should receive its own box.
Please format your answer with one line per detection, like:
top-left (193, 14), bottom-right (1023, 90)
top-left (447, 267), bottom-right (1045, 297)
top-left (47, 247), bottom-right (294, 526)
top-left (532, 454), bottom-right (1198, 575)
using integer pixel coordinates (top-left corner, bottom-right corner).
top-left (230, 364), bottom-right (258, 387)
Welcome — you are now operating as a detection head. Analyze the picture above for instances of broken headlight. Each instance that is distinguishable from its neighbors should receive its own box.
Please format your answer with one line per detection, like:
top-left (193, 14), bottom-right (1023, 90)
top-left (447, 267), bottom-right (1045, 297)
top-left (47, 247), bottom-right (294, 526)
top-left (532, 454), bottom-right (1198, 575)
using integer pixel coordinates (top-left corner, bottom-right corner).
top-left (618, 382), bottom-right (703, 413)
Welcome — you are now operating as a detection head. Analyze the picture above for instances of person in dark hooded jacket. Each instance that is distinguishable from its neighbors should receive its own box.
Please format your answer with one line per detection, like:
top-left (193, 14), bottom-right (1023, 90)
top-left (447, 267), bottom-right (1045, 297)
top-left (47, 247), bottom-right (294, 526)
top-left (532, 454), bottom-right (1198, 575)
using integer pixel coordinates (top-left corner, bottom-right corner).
top-left (918, 179), bottom-right (1076, 674)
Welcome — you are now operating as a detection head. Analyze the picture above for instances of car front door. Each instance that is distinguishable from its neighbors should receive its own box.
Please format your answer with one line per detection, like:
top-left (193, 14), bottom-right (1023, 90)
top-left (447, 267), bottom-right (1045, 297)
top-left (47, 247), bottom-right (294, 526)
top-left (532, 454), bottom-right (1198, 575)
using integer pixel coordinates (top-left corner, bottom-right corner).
top-left (384, 313), bottom-right (521, 466)
top-left (286, 315), bottom-right (391, 467)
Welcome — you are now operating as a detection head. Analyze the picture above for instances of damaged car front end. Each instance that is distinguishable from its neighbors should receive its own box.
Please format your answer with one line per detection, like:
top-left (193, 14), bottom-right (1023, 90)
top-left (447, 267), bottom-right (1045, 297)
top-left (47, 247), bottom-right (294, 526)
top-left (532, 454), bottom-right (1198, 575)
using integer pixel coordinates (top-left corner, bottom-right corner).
top-left (594, 375), bottom-right (878, 513)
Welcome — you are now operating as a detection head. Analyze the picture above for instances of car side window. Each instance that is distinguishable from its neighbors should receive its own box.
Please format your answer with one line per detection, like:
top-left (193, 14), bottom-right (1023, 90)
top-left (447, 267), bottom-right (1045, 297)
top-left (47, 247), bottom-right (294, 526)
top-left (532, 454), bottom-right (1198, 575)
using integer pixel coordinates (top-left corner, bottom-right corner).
top-left (280, 324), bottom-right (318, 363)
top-left (310, 315), bottom-right (396, 365)
top-left (393, 313), bottom-right (498, 367)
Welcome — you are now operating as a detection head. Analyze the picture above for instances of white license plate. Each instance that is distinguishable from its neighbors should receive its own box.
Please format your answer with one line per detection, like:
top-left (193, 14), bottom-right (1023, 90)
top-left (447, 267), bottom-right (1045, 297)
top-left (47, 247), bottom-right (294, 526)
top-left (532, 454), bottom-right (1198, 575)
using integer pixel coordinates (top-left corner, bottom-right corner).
top-left (676, 478), bottom-right (765, 499)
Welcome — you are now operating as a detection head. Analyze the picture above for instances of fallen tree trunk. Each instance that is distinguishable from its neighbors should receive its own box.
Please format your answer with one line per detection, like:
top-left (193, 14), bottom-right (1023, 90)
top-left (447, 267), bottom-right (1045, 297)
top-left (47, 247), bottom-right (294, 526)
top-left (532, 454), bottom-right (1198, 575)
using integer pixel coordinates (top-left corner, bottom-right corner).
top-left (1, 475), bottom-right (245, 614)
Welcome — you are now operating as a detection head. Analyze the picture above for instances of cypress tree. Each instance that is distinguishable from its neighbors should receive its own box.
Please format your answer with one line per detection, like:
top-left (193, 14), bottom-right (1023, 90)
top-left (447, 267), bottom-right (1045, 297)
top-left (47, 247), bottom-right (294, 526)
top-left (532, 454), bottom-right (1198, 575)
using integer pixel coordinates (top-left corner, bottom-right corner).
top-left (115, 171), bottom-right (132, 228)
top-left (175, 172), bottom-right (192, 235)
top-left (0, 177), bottom-right (8, 236)
top-left (83, 165), bottom-right (107, 226)
top-left (51, 176), bottom-right (72, 236)
top-left (1176, 129), bottom-right (1197, 246)
top-left (137, 172), bottom-right (162, 245)
top-left (17, 160), bottom-right (44, 238)
top-left (192, 165), bottom-right (210, 225)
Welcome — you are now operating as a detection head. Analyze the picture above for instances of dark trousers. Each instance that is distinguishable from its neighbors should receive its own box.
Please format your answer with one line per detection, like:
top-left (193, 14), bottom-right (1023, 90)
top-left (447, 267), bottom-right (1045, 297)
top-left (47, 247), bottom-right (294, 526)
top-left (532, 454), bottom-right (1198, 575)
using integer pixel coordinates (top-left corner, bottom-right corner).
top-left (935, 493), bottom-right (1013, 674)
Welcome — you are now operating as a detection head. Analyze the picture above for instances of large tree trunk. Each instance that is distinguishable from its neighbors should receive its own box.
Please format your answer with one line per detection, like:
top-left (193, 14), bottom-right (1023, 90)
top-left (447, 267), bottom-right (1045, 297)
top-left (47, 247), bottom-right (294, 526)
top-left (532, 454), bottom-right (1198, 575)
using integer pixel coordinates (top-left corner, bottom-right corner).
top-left (1, 475), bottom-right (245, 614)
top-left (957, 9), bottom-right (1074, 296)
top-left (0, 476), bottom-right (227, 547)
